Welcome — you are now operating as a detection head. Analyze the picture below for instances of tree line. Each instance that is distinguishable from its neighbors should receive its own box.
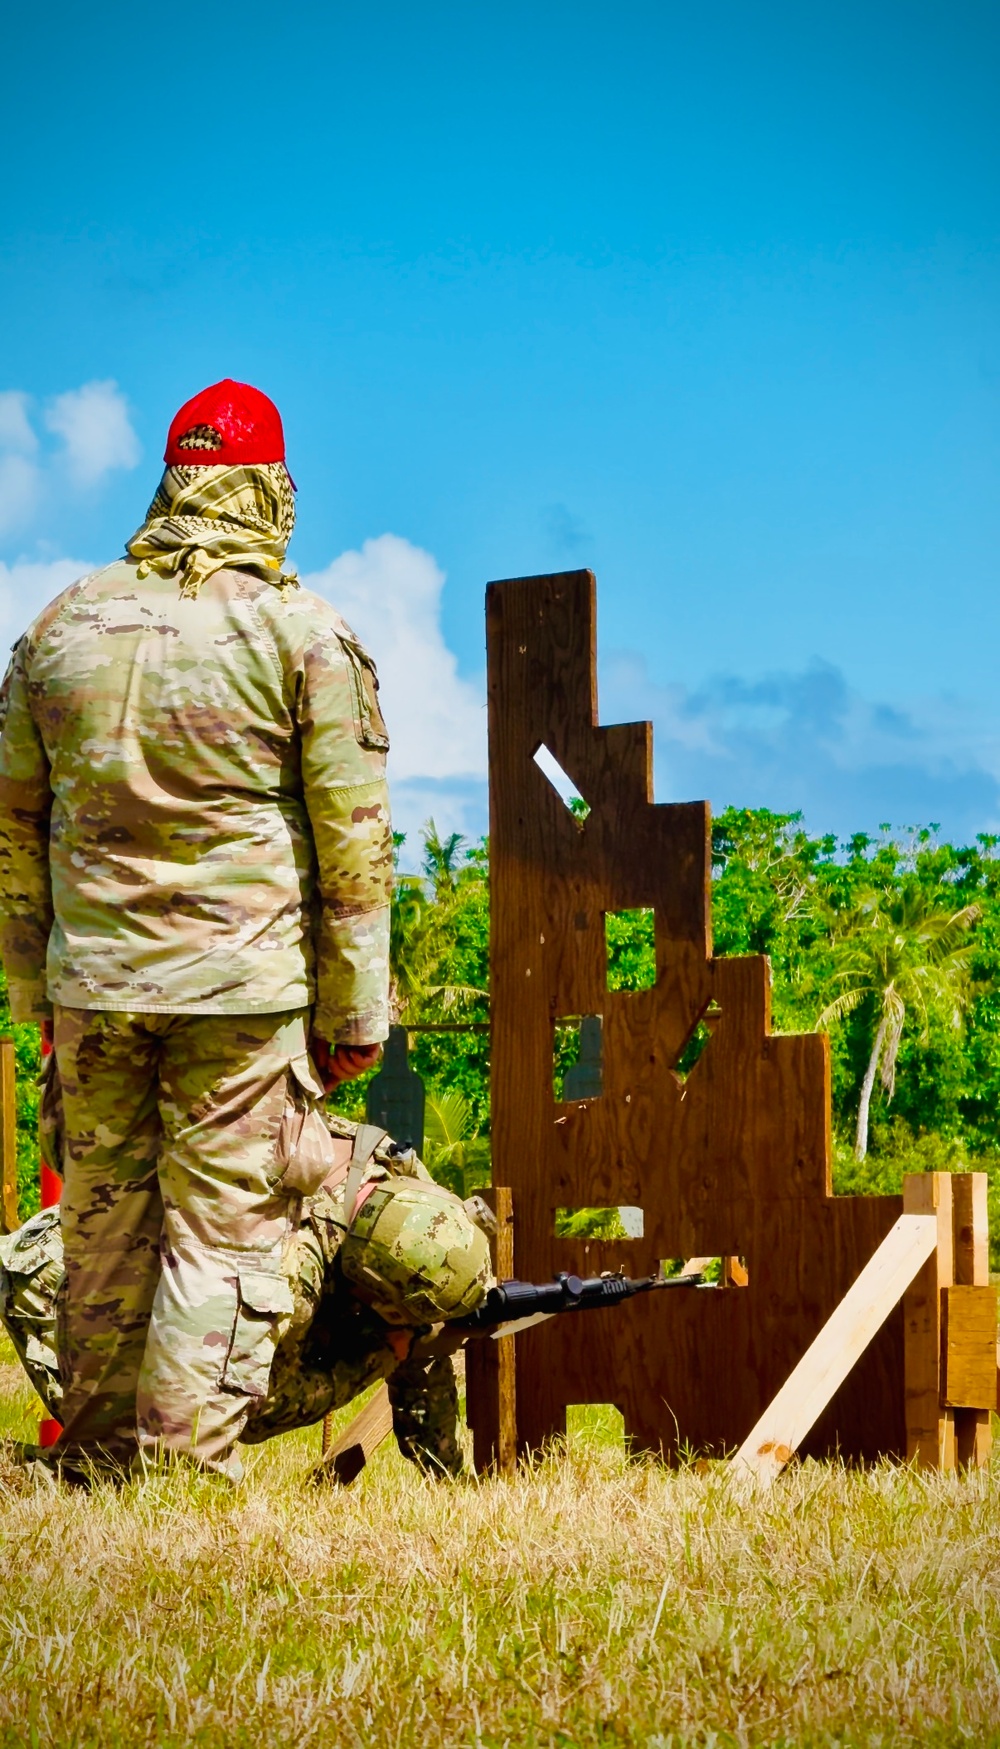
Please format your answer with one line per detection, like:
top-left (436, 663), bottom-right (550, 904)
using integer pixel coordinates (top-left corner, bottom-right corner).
top-left (334, 810), bottom-right (1000, 1261)
top-left (4, 808), bottom-right (1000, 1262)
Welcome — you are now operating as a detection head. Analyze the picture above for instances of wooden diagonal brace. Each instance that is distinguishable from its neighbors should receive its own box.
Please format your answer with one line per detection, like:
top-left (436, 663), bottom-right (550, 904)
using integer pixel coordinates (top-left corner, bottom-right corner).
top-left (732, 1212), bottom-right (939, 1488)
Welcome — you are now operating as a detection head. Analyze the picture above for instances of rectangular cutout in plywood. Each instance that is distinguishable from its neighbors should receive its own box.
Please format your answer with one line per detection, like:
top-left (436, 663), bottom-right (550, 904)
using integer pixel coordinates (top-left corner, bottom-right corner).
top-left (556, 1206), bottom-right (643, 1239)
top-left (566, 1403), bottom-right (624, 1449)
top-left (555, 1015), bottom-right (603, 1101)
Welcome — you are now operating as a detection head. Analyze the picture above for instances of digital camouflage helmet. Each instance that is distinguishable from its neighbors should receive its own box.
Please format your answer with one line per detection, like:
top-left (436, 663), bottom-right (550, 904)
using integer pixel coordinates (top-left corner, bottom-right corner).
top-left (341, 1175), bottom-right (493, 1326)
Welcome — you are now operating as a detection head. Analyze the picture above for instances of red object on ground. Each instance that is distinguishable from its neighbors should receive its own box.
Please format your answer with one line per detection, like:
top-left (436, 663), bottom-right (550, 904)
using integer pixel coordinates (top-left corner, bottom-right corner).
top-left (38, 1033), bottom-right (62, 1447)
top-left (164, 379), bottom-right (286, 468)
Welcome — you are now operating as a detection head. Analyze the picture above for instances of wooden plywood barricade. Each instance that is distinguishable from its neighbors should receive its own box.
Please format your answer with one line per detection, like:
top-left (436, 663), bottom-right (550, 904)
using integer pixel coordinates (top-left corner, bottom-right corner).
top-left (482, 568), bottom-right (907, 1466)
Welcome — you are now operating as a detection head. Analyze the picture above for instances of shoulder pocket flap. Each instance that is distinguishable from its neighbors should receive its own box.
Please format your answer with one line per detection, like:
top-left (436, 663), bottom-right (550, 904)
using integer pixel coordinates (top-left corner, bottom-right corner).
top-left (238, 1269), bottom-right (295, 1318)
top-left (340, 634), bottom-right (390, 752)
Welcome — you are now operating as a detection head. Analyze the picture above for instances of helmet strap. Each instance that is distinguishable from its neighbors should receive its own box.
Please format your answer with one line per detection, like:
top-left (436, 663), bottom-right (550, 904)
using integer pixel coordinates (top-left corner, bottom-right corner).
top-left (341, 1124), bottom-right (389, 1228)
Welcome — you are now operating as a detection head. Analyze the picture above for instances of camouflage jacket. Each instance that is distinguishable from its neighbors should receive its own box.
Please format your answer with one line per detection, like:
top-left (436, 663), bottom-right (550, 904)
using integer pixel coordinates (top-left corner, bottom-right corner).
top-left (0, 559), bottom-right (392, 1042)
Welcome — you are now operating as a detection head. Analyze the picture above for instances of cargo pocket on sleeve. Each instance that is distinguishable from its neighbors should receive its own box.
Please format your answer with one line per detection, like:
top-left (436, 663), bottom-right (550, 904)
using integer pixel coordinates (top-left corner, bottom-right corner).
top-left (341, 634), bottom-right (390, 752)
top-left (220, 1266), bottom-right (295, 1400)
top-left (272, 1055), bottom-right (336, 1198)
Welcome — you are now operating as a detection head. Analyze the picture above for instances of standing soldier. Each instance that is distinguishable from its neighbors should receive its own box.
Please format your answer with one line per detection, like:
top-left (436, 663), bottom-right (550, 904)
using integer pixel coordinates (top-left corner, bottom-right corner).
top-left (0, 380), bottom-right (393, 1480)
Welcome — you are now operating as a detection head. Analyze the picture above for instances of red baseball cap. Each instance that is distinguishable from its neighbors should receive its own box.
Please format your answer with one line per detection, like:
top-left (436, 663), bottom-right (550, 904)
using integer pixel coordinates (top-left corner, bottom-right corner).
top-left (165, 379), bottom-right (287, 468)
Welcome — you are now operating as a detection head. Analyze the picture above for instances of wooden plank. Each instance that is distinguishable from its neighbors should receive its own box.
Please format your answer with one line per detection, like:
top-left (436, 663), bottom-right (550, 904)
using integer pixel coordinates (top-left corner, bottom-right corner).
top-left (952, 1171), bottom-right (989, 1285)
top-left (942, 1285), bottom-right (999, 1408)
top-left (494, 1186), bottom-right (516, 1473)
top-left (315, 1383), bottom-right (394, 1486)
top-left (0, 1036), bottom-right (17, 1234)
top-left (903, 1173), bottom-right (955, 1469)
top-left (466, 1186), bottom-right (517, 1474)
top-left (949, 1172), bottom-right (994, 1466)
top-left (487, 569), bottom-right (905, 1469)
top-left (722, 1256), bottom-right (748, 1288)
top-left (732, 1213), bottom-right (938, 1487)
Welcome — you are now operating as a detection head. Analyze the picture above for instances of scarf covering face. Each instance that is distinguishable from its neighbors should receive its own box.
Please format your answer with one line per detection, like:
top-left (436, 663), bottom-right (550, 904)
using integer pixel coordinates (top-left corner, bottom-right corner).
top-left (126, 460), bottom-right (299, 598)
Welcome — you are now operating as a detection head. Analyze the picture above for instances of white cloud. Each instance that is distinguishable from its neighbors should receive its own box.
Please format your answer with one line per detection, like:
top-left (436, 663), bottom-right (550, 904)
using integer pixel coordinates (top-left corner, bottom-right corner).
top-left (0, 557), bottom-right (95, 642)
top-left (0, 394), bottom-right (41, 536)
top-left (303, 535), bottom-right (488, 857)
top-left (302, 534), bottom-right (486, 784)
top-left (0, 455), bottom-right (41, 538)
top-left (599, 649), bottom-right (1000, 844)
top-left (45, 380), bottom-right (141, 487)
top-left (0, 392), bottom-right (37, 455)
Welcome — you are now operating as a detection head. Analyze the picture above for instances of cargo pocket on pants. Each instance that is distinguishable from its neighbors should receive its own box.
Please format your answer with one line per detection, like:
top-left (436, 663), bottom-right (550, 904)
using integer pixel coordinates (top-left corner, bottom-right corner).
top-left (220, 1266), bottom-right (296, 1400)
top-left (272, 1055), bottom-right (336, 1197)
top-left (37, 1050), bottom-right (65, 1179)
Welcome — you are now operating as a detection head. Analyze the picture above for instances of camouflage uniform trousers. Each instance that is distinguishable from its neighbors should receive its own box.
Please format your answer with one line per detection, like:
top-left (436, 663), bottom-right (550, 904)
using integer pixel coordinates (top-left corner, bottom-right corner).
top-left (53, 1003), bottom-right (335, 1479)
top-left (243, 1206), bottom-right (465, 1475)
top-left (1, 1203), bottom-right (465, 1478)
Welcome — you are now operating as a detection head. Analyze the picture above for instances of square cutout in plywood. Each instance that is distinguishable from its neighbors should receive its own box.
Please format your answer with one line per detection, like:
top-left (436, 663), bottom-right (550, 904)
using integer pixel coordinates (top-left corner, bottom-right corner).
top-left (605, 908), bottom-right (655, 991)
top-left (555, 1014), bottom-right (603, 1101)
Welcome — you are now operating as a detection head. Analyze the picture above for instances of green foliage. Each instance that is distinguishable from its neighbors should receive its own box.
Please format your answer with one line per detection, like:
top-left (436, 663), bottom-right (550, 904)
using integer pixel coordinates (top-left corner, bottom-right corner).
top-left (605, 908), bottom-right (655, 991)
top-left (421, 1086), bottom-right (492, 1199)
top-left (0, 966), bottom-right (41, 1223)
top-left (9, 811), bottom-right (1000, 1244)
top-left (555, 1206), bottom-right (629, 1239)
top-left (385, 814), bottom-right (1000, 1236)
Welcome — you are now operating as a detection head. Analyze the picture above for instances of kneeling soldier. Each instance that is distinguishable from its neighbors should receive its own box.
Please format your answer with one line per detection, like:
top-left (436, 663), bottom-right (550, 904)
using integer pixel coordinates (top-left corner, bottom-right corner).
top-left (1, 1120), bottom-right (494, 1484)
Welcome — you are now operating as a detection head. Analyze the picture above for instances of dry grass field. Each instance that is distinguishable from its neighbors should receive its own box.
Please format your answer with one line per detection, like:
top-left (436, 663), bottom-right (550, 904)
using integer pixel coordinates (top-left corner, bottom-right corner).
top-left (1, 1338), bottom-right (999, 1749)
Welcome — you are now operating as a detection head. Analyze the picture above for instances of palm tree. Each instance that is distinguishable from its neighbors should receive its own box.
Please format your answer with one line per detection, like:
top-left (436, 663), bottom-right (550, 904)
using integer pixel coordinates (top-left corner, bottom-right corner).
top-left (388, 822), bottom-right (486, 1025)
top-left (817, 887), bottom-right (981, 1159)
top-left (388, 871), bottom-right (430, 1025)
top-left (422, 1087), bottom-right (491, 1198)
top-left (422, 823), bottom-right (467, 897)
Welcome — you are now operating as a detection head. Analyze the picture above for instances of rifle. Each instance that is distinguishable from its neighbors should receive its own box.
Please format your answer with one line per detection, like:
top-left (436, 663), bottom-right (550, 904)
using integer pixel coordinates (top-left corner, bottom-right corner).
top-left (458, 1265), bottom-right (711, 1336)
top-left (318, 1264), bottom-right (716, 1482)
top-left (412, 1262), bottom-right (713, 1360)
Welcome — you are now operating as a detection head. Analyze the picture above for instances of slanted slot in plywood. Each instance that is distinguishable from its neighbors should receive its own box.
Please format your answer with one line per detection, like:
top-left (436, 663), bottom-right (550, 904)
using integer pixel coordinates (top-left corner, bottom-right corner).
top-left (732, 1213), bottom-right (938, 1488)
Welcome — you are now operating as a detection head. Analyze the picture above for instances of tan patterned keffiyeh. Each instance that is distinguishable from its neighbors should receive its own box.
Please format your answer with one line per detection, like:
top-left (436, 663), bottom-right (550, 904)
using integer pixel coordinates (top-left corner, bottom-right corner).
top-left (126, 458), bottom-right (299, 598)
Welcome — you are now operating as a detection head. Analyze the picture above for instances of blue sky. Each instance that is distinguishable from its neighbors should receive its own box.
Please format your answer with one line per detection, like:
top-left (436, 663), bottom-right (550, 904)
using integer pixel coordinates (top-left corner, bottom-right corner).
top-left (3, 1), bottom-right (999, 855)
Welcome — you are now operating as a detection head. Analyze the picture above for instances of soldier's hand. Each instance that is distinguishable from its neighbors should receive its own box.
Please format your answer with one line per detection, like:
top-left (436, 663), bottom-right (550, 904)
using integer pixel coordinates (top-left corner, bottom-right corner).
top-left (311, 1036), bottom-right (382, 1091)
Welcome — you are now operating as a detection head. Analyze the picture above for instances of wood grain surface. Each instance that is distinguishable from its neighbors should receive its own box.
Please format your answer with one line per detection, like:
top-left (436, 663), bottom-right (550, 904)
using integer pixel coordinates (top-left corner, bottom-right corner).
top-left (485, 570), bottom-right (912, 1467)
top-left (465, 1186), bottom-right (517, 1473)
